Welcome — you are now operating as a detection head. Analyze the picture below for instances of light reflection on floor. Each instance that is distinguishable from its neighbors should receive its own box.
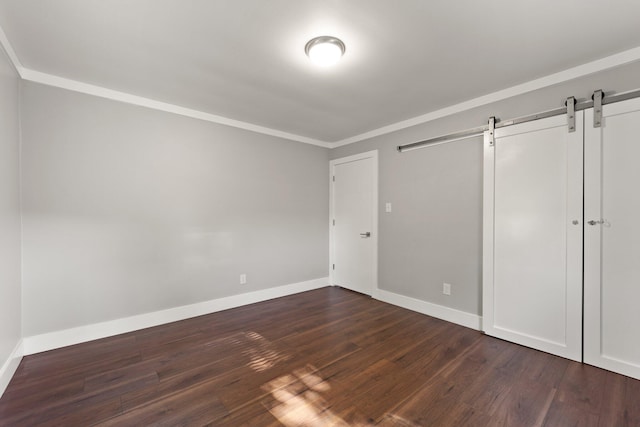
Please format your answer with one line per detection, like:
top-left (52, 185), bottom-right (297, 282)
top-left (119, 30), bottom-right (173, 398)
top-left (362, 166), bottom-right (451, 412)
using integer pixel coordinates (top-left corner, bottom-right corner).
top-left (262, 365), bottom-right (355, 426)
top-left (260, 366), bottom-right (421, 426)
top-left (242, 331), bottom-right (291, 372)
top-left (231, 332), bottom-right (418, 426)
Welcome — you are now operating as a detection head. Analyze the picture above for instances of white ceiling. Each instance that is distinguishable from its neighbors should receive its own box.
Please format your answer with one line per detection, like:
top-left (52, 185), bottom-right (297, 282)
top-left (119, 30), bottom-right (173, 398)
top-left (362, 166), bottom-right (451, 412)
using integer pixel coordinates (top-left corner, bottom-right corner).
top-left (1, 0), bottom-right (640, 145)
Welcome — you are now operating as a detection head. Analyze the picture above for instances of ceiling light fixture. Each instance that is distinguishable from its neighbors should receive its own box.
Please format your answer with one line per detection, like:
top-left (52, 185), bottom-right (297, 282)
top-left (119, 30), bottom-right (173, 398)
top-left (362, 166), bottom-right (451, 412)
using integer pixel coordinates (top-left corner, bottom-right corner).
top-left (305, 36), bottom-right (346, 67)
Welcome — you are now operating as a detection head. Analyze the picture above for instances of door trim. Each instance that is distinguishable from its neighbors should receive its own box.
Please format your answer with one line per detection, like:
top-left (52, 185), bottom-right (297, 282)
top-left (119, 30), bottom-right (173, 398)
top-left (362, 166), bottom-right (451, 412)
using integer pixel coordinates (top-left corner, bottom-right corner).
top-left (329, 150), bottom-right (378, 296)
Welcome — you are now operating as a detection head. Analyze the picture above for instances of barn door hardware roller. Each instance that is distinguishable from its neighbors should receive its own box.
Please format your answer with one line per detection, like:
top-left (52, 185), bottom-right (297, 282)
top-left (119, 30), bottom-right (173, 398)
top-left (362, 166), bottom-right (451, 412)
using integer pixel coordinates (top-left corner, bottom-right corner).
top-left (488, 116), bottom-right (496, 146)
top-left (397, 87), bottom-right (640, 153)
top-left (565, 96), bottom-right (576, 133)
top-left (592, 89), bottom-right (604, 128)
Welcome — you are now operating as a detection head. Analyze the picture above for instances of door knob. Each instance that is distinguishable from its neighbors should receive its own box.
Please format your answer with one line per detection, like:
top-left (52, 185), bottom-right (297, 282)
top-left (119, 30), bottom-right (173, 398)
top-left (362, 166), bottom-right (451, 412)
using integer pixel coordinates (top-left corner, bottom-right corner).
top-left (588, 219), bottom-right (603, 226)
top-left (360, 232), bottom-right (371, 238)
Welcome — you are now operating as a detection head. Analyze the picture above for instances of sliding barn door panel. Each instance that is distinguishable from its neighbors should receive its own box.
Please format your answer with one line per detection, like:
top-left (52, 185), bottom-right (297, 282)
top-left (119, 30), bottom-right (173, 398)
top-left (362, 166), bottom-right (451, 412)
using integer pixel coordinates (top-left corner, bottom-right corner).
top-left (483, 115), bottom-right (583, 361)
top-left (584, 99), bottom-right (640, 380)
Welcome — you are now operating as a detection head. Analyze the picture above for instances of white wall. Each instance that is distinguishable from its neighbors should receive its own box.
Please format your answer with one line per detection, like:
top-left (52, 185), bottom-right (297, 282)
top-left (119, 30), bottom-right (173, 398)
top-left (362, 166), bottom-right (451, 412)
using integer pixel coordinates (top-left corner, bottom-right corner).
top-left (0, 46), bottom-right (22, 392)
top-left (20, 81), bottom-right (329, 337)
top-left (331, 60), bottom-right (640, 318)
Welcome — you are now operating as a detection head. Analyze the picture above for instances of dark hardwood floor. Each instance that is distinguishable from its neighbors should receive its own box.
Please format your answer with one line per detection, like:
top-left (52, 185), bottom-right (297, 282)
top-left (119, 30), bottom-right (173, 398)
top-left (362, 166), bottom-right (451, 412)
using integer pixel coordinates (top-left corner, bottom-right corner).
top-left (1, 287), bottom-right (639, 426)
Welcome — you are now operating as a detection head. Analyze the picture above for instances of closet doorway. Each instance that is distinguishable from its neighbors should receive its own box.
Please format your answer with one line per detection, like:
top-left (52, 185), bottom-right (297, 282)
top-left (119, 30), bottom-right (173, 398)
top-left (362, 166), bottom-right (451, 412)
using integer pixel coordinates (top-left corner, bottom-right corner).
top-left (484, 98), bottom-right (640, 380)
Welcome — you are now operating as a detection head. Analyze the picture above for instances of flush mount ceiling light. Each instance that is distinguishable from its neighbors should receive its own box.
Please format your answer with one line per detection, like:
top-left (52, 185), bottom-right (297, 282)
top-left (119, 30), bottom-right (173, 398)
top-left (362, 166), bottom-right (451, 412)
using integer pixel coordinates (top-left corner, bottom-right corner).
top-left (305, 36), bottom-right (346, 67)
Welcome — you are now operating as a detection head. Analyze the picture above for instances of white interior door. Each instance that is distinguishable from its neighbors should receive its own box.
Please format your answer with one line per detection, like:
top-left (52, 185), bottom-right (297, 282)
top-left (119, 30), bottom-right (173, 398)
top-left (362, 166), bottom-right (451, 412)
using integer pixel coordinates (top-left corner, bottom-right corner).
top-left (483, 114), bottom-right (583, 361)
top-left (330, 151), bottom-right (377, 296)
top-left (584, 99), bottom-right (640, 380)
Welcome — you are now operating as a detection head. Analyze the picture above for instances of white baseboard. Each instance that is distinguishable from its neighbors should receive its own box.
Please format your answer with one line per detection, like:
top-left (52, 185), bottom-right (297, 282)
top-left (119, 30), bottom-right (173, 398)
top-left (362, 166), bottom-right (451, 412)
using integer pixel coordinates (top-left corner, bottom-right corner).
top-left (23, 277), bottom-right (329, 356)
top-left (374, 289), bottom-right (482, 330)
top-left (0, 339), bottom-right (23, 399)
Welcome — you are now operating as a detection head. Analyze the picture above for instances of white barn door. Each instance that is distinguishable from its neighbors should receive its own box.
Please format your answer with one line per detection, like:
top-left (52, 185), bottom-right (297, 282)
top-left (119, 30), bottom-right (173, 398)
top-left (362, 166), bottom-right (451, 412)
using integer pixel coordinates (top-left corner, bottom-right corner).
top-left (483, 114), bottom-right (583, 361)
top-left (584, 98), bottom-right (640, 380)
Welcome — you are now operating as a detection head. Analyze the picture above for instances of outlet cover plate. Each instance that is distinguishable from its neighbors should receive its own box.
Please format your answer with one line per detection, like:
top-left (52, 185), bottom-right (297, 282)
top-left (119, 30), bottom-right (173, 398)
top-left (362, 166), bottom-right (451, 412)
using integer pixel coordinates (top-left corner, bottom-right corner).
top-left (443, 282), bottom-right (451, 295)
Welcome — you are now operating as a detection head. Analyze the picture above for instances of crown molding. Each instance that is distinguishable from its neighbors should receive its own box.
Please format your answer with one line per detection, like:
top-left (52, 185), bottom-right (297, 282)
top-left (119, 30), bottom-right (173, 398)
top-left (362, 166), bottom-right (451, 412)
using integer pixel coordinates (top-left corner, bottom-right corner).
top-left (329, 46), bottom-right (640, 148)
top-left (2, 16), bottom-right (640, 150)
top-left (0, 22), bottom-right (329, 147)
top-left (20, 68), bottom-right (330, 148)
top-left (0, 21), bottom-right (23, 77)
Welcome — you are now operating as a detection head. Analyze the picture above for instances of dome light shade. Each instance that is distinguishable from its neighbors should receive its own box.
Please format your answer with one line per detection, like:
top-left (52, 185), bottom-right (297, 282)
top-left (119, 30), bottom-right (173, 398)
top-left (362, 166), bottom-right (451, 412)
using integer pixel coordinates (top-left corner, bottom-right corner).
top-left (305, 36), bottom-right (346, 66)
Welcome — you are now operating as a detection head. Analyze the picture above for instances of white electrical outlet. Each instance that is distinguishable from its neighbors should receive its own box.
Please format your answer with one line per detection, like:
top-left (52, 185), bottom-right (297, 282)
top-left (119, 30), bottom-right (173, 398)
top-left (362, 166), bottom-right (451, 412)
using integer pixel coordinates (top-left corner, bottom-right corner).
top-left (443, 282), bottom-right (451, 295)
top-left (385, 202), bottom-right (392, 212)
top-left (240, 274), bottom-right (247, 285)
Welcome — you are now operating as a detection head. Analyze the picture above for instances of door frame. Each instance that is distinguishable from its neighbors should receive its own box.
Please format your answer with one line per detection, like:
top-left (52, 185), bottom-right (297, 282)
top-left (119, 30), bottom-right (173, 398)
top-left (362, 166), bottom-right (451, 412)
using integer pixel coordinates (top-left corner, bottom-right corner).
top-left (329, 150), bottom-right (378, 296)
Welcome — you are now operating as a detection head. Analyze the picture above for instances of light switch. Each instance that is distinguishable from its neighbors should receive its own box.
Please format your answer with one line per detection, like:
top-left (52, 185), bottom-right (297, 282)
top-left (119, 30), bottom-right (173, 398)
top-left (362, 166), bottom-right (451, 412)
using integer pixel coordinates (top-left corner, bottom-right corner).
top-left (385, 202), bottom-right (392, 213)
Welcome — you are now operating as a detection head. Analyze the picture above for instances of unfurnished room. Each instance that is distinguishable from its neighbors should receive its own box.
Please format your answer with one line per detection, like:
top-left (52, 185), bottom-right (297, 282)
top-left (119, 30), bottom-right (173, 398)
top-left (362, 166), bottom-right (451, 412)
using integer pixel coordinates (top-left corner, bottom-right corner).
top-left (0, 1), bottom-right (639, 425)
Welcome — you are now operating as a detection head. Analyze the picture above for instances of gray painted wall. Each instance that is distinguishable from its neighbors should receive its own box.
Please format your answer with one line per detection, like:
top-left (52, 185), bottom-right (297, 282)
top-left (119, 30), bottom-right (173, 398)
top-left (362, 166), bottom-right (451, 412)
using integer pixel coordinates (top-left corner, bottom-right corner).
top-left (0, 48), bottom-right (21, 365)
top-left (331, 60), bottom-right (640, 316)
top-left (20, 82), bottom-right (329, 336)
top-left (14, 57), bottom-right (640, 338)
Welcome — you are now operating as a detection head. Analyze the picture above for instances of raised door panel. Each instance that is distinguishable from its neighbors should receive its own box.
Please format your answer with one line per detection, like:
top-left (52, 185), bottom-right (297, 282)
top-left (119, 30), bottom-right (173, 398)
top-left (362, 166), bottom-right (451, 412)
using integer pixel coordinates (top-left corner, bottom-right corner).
top-left (584, 99), bottom-right (640, 380)
top-left (483, 114), bottom-right (583, 361)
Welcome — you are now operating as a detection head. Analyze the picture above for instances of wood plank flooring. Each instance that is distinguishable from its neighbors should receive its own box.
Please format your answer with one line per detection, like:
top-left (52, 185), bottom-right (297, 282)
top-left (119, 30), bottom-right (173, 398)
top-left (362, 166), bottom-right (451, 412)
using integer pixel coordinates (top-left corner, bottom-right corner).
top-left (1, 286), bottom-right (639, 426)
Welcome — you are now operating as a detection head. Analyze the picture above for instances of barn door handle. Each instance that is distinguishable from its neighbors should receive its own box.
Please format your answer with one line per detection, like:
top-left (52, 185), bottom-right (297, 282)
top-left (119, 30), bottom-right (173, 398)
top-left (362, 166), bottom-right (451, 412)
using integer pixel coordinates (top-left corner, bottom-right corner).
top-left (360, 232), bottom-right (371, 238)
